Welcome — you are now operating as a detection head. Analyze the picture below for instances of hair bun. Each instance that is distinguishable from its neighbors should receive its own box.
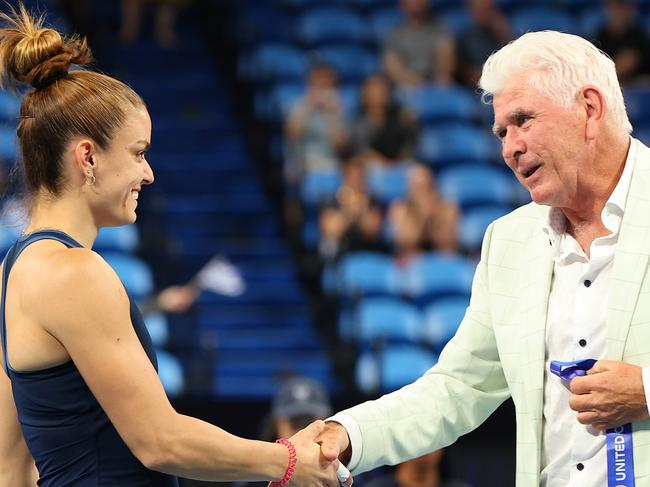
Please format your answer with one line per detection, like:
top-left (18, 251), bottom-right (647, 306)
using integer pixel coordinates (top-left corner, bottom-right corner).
top-left (0, 4), bottom-right (92, 90)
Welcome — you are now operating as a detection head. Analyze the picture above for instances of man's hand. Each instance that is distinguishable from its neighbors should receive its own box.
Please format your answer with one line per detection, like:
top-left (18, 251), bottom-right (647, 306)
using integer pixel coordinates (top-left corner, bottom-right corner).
top-left (286, 420), bottom-right (339, 487)
top-left (315, 421), bottom-right (351, 465)
top-left (569, 360), bottom-right (649, 430)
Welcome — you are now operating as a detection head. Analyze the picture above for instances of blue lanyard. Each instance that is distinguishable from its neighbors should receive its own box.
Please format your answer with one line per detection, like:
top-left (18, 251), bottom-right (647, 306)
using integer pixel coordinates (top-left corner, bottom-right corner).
top-left (550, 359), bottom-right (635, 487)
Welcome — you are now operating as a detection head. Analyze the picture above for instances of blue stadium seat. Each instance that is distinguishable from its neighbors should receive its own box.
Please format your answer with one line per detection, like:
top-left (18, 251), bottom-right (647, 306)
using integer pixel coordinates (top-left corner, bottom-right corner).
top-left (438, 163), bottom-right (518, 209)
top-left (423, 296), bottom-right (469, 350)
top-left (399, 85), bottom-right (478, 124)
top-left (312, 45), bottom-right (379, 82)
top-left (369, 7), bottom-right (403, 45)
top-left (0, 91), bottom-right (20, 122)
top-left (356, 345), bottom-right (437, 393)
top-left (578, 9), bottom-right (605, 37)
top-left (101, 252), bottom-right (154, 301)
top-left (510, 7), bottom-right (577, 35)
top-left (0, 126), bottom-right (17, 161)
top-left (234, 5), bottom-right (294, 46)
top-left (400, 252), bottom-right (475, 304)
top-left (300, 167), bottom-right (343, 206)
top-left (156, 349), bottom-right (185, 397)
top-left (0, 223), bottom-right (23, 258)
top-left (144, 312), bottom-right (170, 348)
top-left (440, 8), bottom-right (472, 36)
top-left (459, 205), bottom-right (512, 251)
top-left (335, 251), bottom-right (397, 297)
top-left (297, 7), bottom-right (367, 46)
top-left (417, 124), bottom-right (498, 168)
top-left (365, 163), bottom-right (410, 205)
top-left (267, 82), bottom-right (305, 120)
top-left (624, 87), bottom-right (650, 126)
top-left (244, 43), bottom-right (309, 83)
top-left (94, 225), bottom-right (139, 253)
top-left (355, 297), bottom-right (422, 345)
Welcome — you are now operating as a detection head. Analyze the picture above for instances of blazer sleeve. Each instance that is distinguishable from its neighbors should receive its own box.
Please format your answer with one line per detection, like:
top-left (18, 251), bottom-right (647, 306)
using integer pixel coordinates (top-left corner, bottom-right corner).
top-left (341, 222), bottom-right (511, 474)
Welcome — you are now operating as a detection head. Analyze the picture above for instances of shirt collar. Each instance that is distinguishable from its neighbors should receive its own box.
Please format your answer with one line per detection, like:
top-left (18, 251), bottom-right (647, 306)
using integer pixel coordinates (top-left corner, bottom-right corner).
top-left (542, 136), bottom-right (637, 249)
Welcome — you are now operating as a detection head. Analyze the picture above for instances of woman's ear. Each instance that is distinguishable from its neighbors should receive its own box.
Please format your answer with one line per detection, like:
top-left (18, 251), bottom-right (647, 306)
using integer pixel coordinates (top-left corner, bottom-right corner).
top-left (73, 139), bottom-right (96, 174)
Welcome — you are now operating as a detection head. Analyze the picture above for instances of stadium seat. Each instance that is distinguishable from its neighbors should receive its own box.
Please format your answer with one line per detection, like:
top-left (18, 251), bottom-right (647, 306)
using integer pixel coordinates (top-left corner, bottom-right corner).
top-left (101, 252), bottom-right (154, 301)
top-left (369, 7), bottom-right (403, 45)
top-left (417, 124), bottom-right (498, 168)
top-left (300, 167), bottom-right (343, 207)
top-left (356, 344), bottom-right (437, 393)
top-left (437, 163), bottom-right (518, 209)
top-left (234, 6), bottom-right (294, 46)
top-left (297, 7), bottom-right (367, 46)
top-left (400, 252), bottom-right (475, 304)
top-left (399, 85), bottom-right (478, 124)
top-left (624, 87), bottom-right (650, 126)
top-left (156, 349), bottom-right (185, 397)
top-left (244, 43), bottom-right (309, 83)
top-left (312, 45), bottom-right (379, 82)
top-left (365, 163), bottom-right (410, 205)
top-left (355, 297), bottom-right (422, 346)
top-left (510, 7), bottom-right (577, 35)
top-left (0, 91), bottom-right (20, 122)
top-left (335, 251), bottom-right (398, 298)
top-left (0, 126), bottom-right (17, 161)
top-left (459, 205), bottom-right (512, 251)
top-left (423, 296), bottom-right (469, 350)
top-left (94, 225), bottom-right (139, 253)
top-left (440, 8), bottom-right (472, 36)
top-left (144, 312), bottom-right (170, 348)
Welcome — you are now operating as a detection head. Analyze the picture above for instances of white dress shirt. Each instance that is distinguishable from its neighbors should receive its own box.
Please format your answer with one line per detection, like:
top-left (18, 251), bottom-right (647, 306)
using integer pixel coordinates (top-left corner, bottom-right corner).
top-left (330, 138), bottom-right (650, 483)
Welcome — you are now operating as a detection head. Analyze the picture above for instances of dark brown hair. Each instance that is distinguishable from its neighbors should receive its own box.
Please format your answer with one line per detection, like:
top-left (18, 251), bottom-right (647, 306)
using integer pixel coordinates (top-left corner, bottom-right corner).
top-left (0, 3), bottom-right (145, 196)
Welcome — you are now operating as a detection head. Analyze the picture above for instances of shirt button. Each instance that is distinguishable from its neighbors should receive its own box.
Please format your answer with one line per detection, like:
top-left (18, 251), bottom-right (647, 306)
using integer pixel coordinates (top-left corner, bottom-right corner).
top-left (577, 463), bottom-right (584, 471)
top-left (579, 339), bottom-right (587, 347)
top-left (584, 280), bottom-right (592, 287)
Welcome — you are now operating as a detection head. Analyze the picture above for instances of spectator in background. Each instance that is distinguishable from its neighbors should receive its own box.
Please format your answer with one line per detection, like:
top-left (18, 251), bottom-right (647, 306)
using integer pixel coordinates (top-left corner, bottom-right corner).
top-left (388, 165), bottom-right (459, 253)
top-left (456, 0), bottom-right (511, 87)
top-left (362, 451), bottom-right (470, 487)
top-left (284, 64), bottom-right (348, 187)
top-left (266, 377), bottom-right (332, 441)
top-left (319, 162), bottom-right (384, 261)
top-left (349, 74), bottom-right (419, 164)
top-left (120, 0), bottom-right (189, 48)
top-left (595, 0), bottom-right (649, 85)
top-left (383, 0), bottom-right (456, 88)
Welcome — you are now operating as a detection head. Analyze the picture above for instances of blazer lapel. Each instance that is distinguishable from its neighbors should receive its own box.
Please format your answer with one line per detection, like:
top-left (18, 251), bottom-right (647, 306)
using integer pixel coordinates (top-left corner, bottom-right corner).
top-left (608, 141), bottom-right (650, 360)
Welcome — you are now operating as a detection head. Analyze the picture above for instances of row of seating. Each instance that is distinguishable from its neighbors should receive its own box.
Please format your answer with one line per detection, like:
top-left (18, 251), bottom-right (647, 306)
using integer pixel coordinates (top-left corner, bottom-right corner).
top-left (235, 3), bottom-right (645, 48)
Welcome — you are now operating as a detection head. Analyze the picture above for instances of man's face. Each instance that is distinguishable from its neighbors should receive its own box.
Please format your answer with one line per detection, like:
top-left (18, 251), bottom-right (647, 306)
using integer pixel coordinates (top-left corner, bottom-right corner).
top-left (492, 73), bottom-right (587, 209)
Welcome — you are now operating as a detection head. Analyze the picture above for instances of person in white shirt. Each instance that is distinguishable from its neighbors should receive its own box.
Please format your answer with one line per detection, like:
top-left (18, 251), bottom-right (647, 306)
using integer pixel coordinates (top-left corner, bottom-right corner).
top-left (315, 30), bottom-right (650, 486)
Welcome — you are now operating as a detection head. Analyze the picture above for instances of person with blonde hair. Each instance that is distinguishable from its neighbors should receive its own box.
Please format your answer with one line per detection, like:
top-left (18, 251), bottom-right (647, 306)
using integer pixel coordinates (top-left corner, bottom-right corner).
top-left (316, 30), bottom-right (650, 486)
top-left (0, 5), bottom-right (340, 486)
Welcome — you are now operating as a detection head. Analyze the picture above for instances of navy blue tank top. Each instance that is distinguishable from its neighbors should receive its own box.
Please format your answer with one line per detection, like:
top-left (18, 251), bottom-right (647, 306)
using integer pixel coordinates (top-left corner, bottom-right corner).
top-left (0, 230), bottom-right (179, 486)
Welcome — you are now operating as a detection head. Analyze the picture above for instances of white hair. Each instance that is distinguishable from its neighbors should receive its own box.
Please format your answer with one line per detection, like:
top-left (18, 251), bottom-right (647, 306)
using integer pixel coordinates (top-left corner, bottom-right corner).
top-left (479, 30), bottom-right (632, 134)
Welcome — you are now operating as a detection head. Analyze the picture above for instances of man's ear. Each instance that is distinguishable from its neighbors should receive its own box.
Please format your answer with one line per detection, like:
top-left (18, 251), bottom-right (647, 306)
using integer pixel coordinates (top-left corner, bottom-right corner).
top-left (581, 86), bottom-right (606, 140)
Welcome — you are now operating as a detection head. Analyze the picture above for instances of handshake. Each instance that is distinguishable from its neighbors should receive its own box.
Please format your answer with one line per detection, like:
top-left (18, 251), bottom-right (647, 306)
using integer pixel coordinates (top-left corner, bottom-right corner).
top-left (271, 420), bottom-right (353, 487)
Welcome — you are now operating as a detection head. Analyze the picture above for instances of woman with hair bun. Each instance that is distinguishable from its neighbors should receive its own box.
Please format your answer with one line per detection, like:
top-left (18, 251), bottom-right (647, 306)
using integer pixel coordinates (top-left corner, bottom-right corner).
top-left (0, 5), bottom-right (339, 487)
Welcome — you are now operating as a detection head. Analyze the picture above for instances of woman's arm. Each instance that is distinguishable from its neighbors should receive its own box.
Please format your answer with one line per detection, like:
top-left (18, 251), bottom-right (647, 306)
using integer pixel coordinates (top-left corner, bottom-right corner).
top-left (36, 249), bottom-right (335, 484)
top-left (0, 347), bottom-right (37, 486)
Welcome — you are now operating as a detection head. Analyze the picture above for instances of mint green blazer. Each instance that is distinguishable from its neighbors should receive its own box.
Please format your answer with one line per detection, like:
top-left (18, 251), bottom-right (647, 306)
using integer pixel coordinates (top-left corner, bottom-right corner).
top-left (342, 140), bottom-right (650, 486)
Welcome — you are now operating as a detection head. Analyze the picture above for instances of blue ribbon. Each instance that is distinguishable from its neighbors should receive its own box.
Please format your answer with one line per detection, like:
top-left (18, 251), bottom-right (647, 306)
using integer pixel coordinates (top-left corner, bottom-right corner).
top-left (550, 359), bottom-right (635, 487)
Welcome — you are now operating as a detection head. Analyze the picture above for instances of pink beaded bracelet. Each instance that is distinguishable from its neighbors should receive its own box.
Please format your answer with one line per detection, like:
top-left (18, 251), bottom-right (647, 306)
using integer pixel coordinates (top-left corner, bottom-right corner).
top-left (270, 438), bottom-right (297, 487)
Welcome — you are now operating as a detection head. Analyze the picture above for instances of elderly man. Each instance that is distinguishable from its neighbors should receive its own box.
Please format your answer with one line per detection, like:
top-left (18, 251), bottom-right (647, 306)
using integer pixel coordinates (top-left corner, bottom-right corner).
top-left (317, 31), bottom-right (650, 486)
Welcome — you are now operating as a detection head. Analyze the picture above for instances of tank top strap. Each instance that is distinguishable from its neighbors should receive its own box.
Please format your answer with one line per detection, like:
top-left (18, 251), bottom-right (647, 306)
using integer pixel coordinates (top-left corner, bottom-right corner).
top-left (0, 230), bottom-right (83, 373)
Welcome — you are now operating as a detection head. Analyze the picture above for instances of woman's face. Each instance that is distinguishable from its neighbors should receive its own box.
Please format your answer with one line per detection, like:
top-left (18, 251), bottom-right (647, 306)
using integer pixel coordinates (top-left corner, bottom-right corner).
top-left (362, 76), bottom-right (390, 110)
top-left (91, 106), bottom-right (153, 227)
